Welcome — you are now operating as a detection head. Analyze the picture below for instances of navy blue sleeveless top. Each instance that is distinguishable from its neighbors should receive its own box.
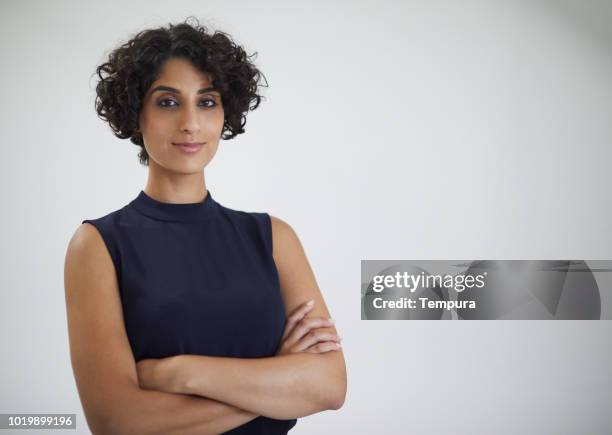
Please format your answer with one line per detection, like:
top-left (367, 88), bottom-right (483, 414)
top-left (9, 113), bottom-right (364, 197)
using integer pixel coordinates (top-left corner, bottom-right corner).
top-left (82, 189), bottom-right (297, 434)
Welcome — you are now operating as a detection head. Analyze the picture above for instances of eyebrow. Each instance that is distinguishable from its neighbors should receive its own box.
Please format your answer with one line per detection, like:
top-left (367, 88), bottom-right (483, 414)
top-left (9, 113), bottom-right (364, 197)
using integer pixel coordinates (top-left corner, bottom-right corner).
top-left (148, 85), bottom-right (220, 96)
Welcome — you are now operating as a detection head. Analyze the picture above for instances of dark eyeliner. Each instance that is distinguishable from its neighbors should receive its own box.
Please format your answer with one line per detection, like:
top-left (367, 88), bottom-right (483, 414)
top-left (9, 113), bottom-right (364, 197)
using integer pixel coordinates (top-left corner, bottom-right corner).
top-left (156, 98), bottom-right (216, 108)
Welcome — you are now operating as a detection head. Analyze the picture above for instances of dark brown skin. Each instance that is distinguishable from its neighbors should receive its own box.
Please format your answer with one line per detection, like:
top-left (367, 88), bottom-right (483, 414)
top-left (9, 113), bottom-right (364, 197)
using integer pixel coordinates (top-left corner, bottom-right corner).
top-left (65, 57), bottom-right (346, 434)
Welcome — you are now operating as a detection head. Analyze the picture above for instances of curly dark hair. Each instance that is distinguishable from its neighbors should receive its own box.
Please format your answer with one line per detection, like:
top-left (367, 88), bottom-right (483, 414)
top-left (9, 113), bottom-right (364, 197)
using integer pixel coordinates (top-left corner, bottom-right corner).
top-left (93, 16), bottom-right (267, 166)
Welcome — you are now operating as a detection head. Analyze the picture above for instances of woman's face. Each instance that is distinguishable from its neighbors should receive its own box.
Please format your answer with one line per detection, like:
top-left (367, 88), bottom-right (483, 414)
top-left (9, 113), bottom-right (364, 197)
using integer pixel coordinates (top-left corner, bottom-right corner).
top-left (138, 57), bottom-right (224, 174)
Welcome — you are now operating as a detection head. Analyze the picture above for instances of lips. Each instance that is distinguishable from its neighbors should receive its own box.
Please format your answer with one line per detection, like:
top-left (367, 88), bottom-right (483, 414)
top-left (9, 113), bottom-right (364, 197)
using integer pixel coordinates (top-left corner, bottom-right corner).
top-left (173, 142), bottom-right (204, 147)
top-left (173, 142), bottom-right (204, 153)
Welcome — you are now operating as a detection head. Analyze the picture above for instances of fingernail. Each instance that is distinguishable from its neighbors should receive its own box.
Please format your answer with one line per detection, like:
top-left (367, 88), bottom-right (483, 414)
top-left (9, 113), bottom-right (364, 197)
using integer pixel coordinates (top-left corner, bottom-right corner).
top-left (337, 335), bottom-right (342, 341)
top-left (328, 318), bottom-right (335, 324)
top-left (306, 299), bottom-right (314, 306)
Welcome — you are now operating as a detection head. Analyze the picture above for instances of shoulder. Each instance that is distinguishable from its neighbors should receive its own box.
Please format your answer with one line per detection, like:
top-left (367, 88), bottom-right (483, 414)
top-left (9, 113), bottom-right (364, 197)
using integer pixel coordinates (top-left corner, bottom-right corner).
top-left (65, 222), bottom-right (118, 305)
top-left (269, 215), bottom-right (298, 241)
top-left (82, 205), bottom-right (129, 226)
top-left (80, 205), bottom-right (131, 242)
top-left (66, 222), bottom-right (112, 268)
top-left (80, 203), bottom-right (138, 240)
top-left (75, 206), bottom-right (129, 276)
top-left (72, 207), bottom-right (120, 250)
top-left (268, 215), bottom-right (304, 259)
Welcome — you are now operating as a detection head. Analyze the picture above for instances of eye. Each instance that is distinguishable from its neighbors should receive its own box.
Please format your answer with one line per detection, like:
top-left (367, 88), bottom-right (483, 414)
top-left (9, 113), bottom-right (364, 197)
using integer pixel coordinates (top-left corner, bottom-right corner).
top-left (200, 98), bottom-right (217, 108)
top-left (157, 98), bottom-right (178, 108)
top-left (156, 98), bottom-right (218, 108)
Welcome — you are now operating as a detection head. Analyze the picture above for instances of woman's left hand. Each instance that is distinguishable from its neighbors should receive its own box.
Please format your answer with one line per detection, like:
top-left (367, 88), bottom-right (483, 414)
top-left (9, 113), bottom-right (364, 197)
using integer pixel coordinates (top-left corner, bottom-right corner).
top-left (136, 357), bottom-right (179, 393)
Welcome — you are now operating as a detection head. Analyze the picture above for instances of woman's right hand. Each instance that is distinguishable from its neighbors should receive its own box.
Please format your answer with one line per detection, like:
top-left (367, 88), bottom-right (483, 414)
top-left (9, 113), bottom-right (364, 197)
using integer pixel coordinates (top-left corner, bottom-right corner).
top-left (275, 300), bottom-right (342, 356)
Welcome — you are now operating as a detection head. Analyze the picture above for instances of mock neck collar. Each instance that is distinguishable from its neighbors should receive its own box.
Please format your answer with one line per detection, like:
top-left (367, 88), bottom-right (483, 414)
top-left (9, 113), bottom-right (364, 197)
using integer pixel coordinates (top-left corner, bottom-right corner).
top-left (130, 189), bottom-right (218, 222)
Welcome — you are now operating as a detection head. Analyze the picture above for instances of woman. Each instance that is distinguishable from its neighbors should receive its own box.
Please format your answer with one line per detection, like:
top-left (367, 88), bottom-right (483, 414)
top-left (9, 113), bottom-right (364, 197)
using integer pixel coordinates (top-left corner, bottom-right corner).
top-left (64, 17), bottom-right (346, 435)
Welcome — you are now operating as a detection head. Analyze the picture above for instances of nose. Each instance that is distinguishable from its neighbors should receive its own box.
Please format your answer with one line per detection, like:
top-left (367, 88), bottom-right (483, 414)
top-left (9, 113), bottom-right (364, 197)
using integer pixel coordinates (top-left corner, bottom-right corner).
top-left (179, 104), bottom-right (200, 135)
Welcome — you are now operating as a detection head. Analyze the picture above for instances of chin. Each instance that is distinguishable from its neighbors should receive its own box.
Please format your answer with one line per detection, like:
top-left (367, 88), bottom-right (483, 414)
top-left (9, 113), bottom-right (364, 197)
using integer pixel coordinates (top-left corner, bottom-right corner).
top-left (175, 162), bottom-right (206, 175)
top-left (153, 158), bottom-right (203, 175)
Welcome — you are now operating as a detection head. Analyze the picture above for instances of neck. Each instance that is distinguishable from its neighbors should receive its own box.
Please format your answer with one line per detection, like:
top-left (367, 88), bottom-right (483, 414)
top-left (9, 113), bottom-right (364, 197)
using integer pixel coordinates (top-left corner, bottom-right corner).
top-left (144, 160), bottom-right (208, 204)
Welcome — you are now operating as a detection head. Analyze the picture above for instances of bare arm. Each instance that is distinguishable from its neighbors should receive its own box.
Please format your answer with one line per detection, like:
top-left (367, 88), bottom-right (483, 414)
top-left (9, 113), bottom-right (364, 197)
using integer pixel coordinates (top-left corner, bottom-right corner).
top-left (168, 351), bottom-right (344, 420)
top-left (268, 215), bottom-right (347, 412)
top-left (99, 388), bottom-right (257, 435)
top-left (64, 223), bottom-right (259, 435)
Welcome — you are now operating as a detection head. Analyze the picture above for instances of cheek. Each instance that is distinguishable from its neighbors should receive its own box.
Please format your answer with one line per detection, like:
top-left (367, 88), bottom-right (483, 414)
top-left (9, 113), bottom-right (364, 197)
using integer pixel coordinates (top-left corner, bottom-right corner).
top-left (139, 109), bottom-right (155, 136)
top-left (141, 112), bottom-right (173, 141)
top-left (209, 109), bottom-right (225, 133)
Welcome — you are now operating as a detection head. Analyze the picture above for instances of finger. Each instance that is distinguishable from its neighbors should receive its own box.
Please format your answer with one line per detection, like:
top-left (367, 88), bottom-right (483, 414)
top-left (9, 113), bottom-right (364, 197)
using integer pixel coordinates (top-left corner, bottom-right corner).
top-left (285, 316), bottom-right (336, 347)
top-left (281, 300), bottom-right (315, 341)
top-left (292, 330), bottom-right (341, 353)
top-left (281, 301), bottom-right (314, 341)
top-left (305, 341), bottom-right (342, 354)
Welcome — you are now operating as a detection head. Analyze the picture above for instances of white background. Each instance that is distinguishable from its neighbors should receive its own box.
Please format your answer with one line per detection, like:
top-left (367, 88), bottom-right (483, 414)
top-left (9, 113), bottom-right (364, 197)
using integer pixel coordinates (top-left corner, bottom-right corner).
top-left (1, 0), bottom-right (611, 433)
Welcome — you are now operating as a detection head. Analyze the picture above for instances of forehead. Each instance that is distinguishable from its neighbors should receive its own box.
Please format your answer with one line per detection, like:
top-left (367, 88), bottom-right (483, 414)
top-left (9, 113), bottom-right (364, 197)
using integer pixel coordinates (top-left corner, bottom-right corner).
top-left (152, 57), bottom-right (214, 87)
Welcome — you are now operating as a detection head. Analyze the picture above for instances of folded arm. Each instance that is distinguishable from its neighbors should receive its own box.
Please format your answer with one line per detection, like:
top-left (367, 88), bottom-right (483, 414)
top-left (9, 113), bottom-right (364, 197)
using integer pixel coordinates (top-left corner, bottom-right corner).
top-left (102, 385), bottom-right (259, 435)
top-left (150, 350), bottom-right (344, 420)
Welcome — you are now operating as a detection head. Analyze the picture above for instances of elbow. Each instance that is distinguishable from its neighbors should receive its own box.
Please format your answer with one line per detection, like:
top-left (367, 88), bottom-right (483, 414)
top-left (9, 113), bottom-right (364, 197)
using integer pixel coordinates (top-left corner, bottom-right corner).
top-left (86, 416), bottom-right (115, 435)
top-left (80, 384), bottom-right (145, 435)
top-left (330, 395), bottom-right (345, 411)
top-left (88, 414), bottom-right (127, 435)
top-left (98, 409), bottom-right (154, 435)
top-left (325, 372), bottom-right (347, 411)
top-left (322, 356), bottom-right (347, 412)
top-left (95, 418), bottom-right (139, 435)
top-left (328, 385), bottom-right (346, 411)
top-left (86, 404), bottom-right (139, 435)
top-left (81, 406), bottom-right (114, 435)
